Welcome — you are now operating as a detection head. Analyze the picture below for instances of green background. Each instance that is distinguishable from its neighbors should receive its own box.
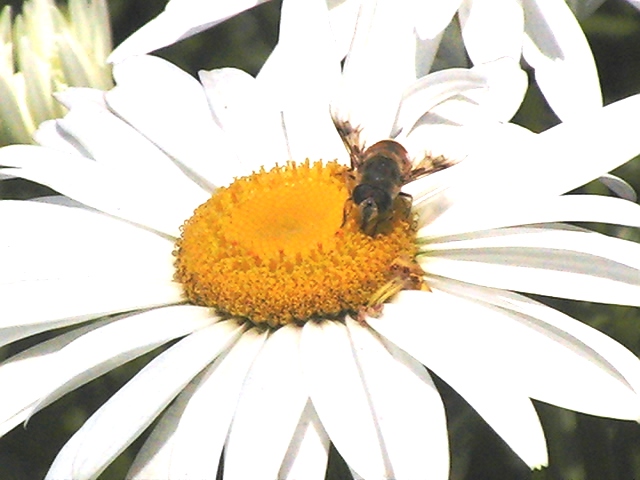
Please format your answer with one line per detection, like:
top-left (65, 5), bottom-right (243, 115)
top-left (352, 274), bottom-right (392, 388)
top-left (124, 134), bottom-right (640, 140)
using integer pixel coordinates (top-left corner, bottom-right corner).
top-left (0, 0), bottom-right (640, 479)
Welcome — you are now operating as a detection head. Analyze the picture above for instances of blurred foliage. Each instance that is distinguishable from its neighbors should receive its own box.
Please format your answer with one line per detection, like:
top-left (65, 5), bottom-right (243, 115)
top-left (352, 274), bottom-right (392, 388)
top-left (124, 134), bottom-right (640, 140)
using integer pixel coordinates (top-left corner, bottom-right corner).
top-left (0, 0), bottom-right (640, 479)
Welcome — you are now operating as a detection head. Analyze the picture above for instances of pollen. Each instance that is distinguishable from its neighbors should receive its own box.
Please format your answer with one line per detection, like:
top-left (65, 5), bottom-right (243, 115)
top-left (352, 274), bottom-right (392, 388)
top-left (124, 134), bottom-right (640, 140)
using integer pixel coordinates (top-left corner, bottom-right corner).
top-left (174, 160), bottom-right (418, 327)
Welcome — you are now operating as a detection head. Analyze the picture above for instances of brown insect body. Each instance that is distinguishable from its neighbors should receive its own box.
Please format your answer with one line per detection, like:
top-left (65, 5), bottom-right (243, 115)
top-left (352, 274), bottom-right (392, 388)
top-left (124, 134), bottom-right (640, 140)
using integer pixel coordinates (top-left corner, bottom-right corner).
top-left (351, 140), bottom-right (411, 235)
top-left (332, 119), bottom-right (456, 320)
top-left (334, 119), bottom-right (454, 236)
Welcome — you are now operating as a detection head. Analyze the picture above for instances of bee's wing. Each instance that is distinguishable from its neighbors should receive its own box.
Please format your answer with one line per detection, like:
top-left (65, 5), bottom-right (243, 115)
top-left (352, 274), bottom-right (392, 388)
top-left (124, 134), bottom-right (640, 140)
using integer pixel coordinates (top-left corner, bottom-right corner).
top-left (406, 154), bottom-right (459, 183)
top-left (332, 118), bottom-right (365, 169)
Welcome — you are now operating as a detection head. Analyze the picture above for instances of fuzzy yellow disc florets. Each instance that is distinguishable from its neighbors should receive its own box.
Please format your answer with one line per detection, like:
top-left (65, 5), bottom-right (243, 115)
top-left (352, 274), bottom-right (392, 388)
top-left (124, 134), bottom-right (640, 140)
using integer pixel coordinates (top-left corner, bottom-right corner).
top-left (174, 160), bottom-right (417, 327)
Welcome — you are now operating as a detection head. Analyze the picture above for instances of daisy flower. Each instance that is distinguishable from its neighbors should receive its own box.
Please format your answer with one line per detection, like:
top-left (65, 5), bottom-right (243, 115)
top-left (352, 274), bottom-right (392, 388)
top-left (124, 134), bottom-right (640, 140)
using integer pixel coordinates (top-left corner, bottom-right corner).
top-left (0, 0), bottom-right (113, 146)
top-left (2, 0), bottom-right (640, 479)
top-left (109, 0), bottom-right (606, 124)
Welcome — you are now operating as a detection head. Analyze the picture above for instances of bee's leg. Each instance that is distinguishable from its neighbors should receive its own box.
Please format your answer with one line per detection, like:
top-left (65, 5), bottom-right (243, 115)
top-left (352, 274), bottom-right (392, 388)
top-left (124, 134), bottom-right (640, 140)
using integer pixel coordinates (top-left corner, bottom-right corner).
top-left (361, 257), bottom-right (430, 322)
top-left (358, 199), bottom-right (379, 236)
top-left (355, 303), bottom-right (384, 325)
top-left (357, 257), bottom-right (430, 325)
top-left (341, 199), bottom-right (357, 229)
top-left (396, 192), bottom-right (413, 220)
top-left (341, 201), bottom-right (350, 228)
top-left (388, 256), bottom-right (431, 292)
top-left (338, 168), bottom-right (357, 188)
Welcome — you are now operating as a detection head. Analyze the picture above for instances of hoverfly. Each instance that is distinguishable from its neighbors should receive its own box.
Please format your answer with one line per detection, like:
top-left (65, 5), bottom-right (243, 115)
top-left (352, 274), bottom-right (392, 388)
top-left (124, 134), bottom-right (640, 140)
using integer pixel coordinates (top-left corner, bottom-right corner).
top-left (333, 119), bottom-right (455, 236)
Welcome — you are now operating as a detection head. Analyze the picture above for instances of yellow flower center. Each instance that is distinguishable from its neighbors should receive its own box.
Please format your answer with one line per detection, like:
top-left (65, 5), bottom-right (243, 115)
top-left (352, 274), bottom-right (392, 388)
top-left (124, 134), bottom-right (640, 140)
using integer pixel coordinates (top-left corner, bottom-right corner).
top-left (174, 160), bottom-right (419, 327)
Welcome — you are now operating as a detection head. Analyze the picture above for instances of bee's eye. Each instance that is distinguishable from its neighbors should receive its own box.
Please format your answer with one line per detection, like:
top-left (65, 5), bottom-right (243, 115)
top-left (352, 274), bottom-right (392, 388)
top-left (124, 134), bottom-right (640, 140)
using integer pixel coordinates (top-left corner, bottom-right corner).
top-left (372, 188), bottom-right (392, 211)
top-left (353, 185), bottom-right (392, 212)
top-left (353, 184), bottom-right (374, 204)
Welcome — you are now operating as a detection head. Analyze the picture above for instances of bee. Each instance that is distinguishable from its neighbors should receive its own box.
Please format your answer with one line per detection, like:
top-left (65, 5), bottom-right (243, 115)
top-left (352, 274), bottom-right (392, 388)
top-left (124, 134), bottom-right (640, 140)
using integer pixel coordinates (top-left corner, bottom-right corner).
top-left (334, 119), bottom-right (456, 236)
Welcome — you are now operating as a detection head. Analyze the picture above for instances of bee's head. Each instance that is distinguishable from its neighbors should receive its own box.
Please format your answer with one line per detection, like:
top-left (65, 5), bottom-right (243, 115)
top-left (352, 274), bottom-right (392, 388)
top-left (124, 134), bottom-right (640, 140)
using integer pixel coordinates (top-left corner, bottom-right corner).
top-left (353, 184), bottom-right (392, 213)
top-left (353, 184), bottom-right (393, 236)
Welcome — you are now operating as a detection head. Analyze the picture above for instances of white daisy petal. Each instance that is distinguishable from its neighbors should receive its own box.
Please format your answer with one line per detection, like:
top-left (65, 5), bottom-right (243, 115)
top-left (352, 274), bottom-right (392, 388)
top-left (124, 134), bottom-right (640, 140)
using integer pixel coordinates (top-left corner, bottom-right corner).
top-left (1, 147), bottom-right (188, 237)
top-left (414, 33), bottom-right (444, 79)
top-left (414, 0), bottom-right (461, 40)
top-left (346, 317), bottom-right (449, 480)
top-left (404, 122), bottom-right (531, 194)
top-left (225, 325), bottom-right (308, 480)
top-left (45, 320), bottom-right (246, 480)
top-left (167, 328), bottom-right (267, 479)
top-left (1, 4), bottom-right (639, 478)
top-left (53, 87), bottom-right (108, 110)
top-left (0, 278), bottom-right (183, 347)
top-left (466, 57), bottom-right (528, 122)
top-left (422, 227), bottom-right (640, 306)
top-left (598, 174), bottom-right (638, 202)
top-left (198, 67), bottom-right (289, 172)
top-left (534, 94), bottom-right (640, 196)
top-left (32, 119), bottom-right (87, 156)
top-left (393, 67), bottom-right (489, 138)
top-left (259, 0), bottom-right (344, 162)
top-left (459, 0), bottom-right (524, 64)
top-left (2, 165), bottom-right (181, 237)
top-left (28, 196), bottom-right (89, 208)
top-left (522, 0), bottom-right (602, 121)
top-left (55, 100), bottom-right (207, 207)
top-left (419, 94), bottom-right (640, 217)
top-left (326, 0), bottom-right (360, 61)
top-left (425, 226), bottom-right (640, 270)
top-left (301, 320), bottom-right (390, 479)
top-left (0, 200), bottom-right (175, 284)
top-left (126, 382), bottom-right (191, 480)
top-left (278, 0), bottom-right (338, 87)
top-left (106, 55), bottom-right (236, 190)
top-left (335, 0), bottom-right (416, 144)
top-left (408, 56), bottom-right (527, 128)
top-left (368, 291), bottom-right (548, 469)
top-left (131, 351), bottom-right (267, 480)
top-left (258, 0), bottom-right (340, 92)
top-left (0, 317), bottom-right (114, 438)
top-left (279, 402), bottom-right (330, 480)
top-left (428, 277), bottom-right (640, 419)
top-left (107, 0), bottom-right (270, 64)
top-left (426, 253), bottom-right (640, 306)
top-left (27, 305), bottom-right (219, 420)
top-left (420, 194), bottom-right (640, 239)
top-left (350, 467), bottom-right (365, 480)
top-left (254, 46), bottom-right (285, 98)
